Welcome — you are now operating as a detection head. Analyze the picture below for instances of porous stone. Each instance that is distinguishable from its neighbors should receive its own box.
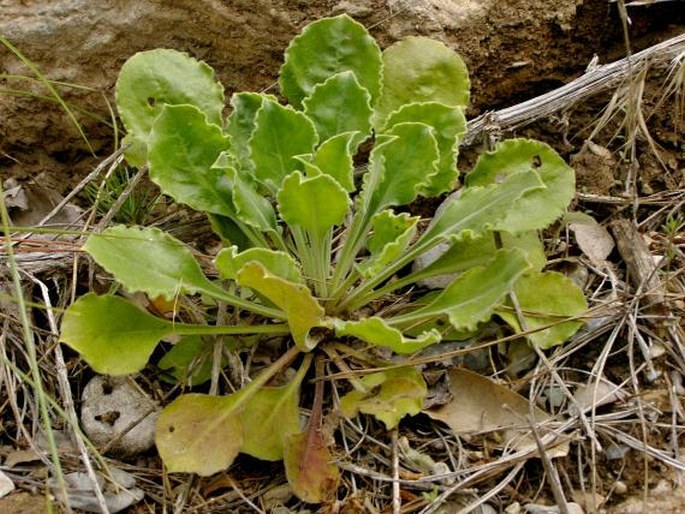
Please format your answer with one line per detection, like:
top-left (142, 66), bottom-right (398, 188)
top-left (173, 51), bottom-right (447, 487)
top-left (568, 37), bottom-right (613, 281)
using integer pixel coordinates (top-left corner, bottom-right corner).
top-left (81, 376), bottom-right (160, 457)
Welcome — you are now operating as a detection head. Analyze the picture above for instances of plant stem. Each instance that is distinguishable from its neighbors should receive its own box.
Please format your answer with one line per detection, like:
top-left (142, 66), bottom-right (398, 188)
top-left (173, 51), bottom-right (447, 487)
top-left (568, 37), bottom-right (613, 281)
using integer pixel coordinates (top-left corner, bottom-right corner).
top-left (201, 283), bottom-right (286, 319)
top-left (171, 322), bottom-right (290, 338)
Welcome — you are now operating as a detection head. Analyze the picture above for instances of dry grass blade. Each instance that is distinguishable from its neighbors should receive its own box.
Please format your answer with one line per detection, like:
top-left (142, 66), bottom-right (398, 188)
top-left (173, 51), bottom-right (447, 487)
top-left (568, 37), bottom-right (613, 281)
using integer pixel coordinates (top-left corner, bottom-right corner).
top-left (463, 33), bottom-right (685, 146)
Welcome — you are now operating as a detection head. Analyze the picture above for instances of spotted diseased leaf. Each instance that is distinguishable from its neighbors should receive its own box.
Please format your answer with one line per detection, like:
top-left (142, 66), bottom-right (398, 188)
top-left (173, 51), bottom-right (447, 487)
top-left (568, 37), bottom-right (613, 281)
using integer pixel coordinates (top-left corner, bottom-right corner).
top-left (373, 37), bottom-right (470, 130)
top-left (303, 71), bottom-right (372, 146)
top-left (284, 431), bottom-right (340, 504)
top-left (215, 246), bottom-right (303, 284)
top-left (498, 271), bottom-right (587, 349)
top-left (148, 104), bottom-right (233, 217)
top-left (83, 225), bottom-right (214, 301)
top-left (116, 49), bottom-right (224, 166)
top-left (466, 139), bottom-right (575, 232)
top-left (249, 99), bottom-right (318, 191)
top-left (237, 262), bottom-right (324, 351)
top-left (340, 367), bottom-right (427, 430)
top-left (155, 393), bottom-right (244, 476)
top-left (59, 294), bottom-right (172, 376)
top-left (279, 14), bottom-right (382, 109)
top-left (333, 317), bottom-right (440, 355)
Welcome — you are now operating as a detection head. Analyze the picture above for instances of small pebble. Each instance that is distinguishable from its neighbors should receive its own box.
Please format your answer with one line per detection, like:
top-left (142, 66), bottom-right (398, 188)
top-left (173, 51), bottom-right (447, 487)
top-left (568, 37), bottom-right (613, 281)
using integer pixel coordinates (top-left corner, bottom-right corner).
top-left (613, 480), bottom-right (628, 495)
top-left (505, 502), bottom-right (521, 514)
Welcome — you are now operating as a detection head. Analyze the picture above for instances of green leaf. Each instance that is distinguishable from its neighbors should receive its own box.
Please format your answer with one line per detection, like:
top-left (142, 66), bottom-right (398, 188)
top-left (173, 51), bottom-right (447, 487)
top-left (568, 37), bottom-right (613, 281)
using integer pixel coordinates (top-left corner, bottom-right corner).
top-left (333, 317), bottom-right (440, 355)
top-left (158, 336), bottom-right (218, 387)
top-left (277, 170), bottom-right (350, 239)
top-left (303, 71), bottom-right (372, 146)
top-left (60, 294), bottom-right (171, 375)
top-left (240, 377), bottom-right (304, 461)
top-left (384, 102), bottom-right (467, 196)
top-left (115, 49), bottom-right (224, 166)
top-left (155, 393), bottom-right (244, 476)
top-left (212, 151), bottom-right (277, 232)
top-left (148, 104), bottom-right (233, 217)
top-left (249, 99), bottom-right (318, 191)
top-left (237, 262), bottom-right (324, 351)
top-left (340, 368), bottom-right (427, 429)
top-left (466, 139), bottom-right (575, 232)
top-left (358, 211), bottom-right (419, 278)
top-left (215, 246), bottom-right (303, 284)
top-left (284, 431), bottom-right (340, 504)
top-left (312, 132), bottom-right (358, 192)
top-left (363, 122), bottom-right (439, 215)
top-left (225, 92), bottom-right (275, 172)
top-left (498, 271), bottom-right (587, 349)
top-left (84, 225), bottom-right (215, 300)
top-left (414, 231), bottom-right (546, 286)
top-left (392, 249), bottom-right (530, 331)
top-left (279, 14), bottom-right (382, 109)
top-left (373, 37), bottom-right (470, 130)
top-left (420, 169), bottom-right (546, 246)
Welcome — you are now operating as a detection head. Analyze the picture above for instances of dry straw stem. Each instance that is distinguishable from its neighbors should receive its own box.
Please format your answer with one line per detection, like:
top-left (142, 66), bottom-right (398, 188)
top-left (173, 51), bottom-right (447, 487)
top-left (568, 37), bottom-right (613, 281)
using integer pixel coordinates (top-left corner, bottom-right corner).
top-left (463, 33), bottom-right (685, 146)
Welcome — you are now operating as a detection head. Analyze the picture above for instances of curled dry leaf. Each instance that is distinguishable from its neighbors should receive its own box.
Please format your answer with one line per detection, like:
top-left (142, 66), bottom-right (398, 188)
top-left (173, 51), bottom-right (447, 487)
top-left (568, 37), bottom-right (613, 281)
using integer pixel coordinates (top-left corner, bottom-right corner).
top-left (284, 431), bottom-right (340, 504)
top-left (568, 212), bottom-right (615, 265)
top-left (424, 369), bottom-right (568, 457)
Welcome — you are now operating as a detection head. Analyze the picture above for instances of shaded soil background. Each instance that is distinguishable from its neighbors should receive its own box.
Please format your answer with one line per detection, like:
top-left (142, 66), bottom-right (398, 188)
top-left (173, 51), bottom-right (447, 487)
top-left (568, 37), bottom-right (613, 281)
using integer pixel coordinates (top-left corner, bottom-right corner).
top-left (1, 0), bottom-right (683, 189)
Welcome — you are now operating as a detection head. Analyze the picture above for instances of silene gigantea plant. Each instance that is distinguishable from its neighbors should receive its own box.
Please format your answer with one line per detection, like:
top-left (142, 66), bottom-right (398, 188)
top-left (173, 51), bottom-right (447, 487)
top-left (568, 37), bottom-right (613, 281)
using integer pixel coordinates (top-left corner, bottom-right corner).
top-left (60, 15), bottom-right (587, 502)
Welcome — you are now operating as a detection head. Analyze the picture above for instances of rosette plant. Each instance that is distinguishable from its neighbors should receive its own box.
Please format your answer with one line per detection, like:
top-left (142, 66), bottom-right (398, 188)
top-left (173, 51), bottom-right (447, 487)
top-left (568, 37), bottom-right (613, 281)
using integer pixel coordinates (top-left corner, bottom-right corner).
top-left (60, 15), bottom-right (586, 502)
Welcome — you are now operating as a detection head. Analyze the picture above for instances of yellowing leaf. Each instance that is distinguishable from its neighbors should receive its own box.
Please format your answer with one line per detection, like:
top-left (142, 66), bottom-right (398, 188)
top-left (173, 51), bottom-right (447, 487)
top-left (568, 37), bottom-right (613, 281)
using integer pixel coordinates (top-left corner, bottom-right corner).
top-left (155, 393), bottom-right (244, 476)
top-left (340, 368), bottom-right (427, 429)
top-left (498, 271), bottom-right (587, 349)
top-left (284, 431), bottom-right (340, 504)
top-left (333, 317), bottom-right (440, 355)
top-left (237, 262), bottom-right (324, 350)
top-left (240, 383), bottom-right (302, 461)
